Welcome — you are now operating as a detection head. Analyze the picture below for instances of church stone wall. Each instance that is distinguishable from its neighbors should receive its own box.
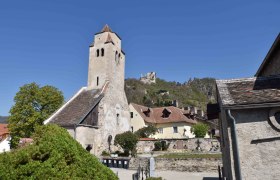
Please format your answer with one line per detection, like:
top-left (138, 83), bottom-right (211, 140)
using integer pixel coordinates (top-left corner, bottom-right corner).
top-left (221, 108), bottom-right (280, 180)
top-left (96, 86), bottom-right (130, 155)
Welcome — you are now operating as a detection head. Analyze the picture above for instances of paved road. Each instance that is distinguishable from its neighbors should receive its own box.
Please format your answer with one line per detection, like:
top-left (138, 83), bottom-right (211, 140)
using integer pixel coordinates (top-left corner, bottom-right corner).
top-left (111, 168), bottom-right (219, 180)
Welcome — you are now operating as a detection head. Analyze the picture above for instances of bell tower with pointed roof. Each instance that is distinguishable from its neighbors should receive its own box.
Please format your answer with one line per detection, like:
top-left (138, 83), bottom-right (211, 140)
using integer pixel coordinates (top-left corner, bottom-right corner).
top-left (87, 24), bottom-right (125, 91)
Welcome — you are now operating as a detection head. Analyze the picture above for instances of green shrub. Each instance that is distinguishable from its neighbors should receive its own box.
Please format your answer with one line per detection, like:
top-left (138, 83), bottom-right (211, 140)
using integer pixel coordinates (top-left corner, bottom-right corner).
top-left (114, 131), bottom-right (138, 157)
top-left (0, 124), bottom-right (117, 180)
top-left (161, 141), bottom-right (169, 151)
top-left (134, 125), bottom-right (157, 138)
top-left (153, 141), bottom-right (169, 151)
top-left (154, 141), bottom-right (162, 151)
top-left (146, 177), bottom-right (162, 180)
top-left (101, 150), bottom-right (110, 156)
top-left (191, 123), bottom-right (209, 138)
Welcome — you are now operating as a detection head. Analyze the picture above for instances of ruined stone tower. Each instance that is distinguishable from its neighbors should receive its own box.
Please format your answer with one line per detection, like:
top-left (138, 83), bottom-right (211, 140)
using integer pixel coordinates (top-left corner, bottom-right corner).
top-left (45, 25), bottom-right (130, 155)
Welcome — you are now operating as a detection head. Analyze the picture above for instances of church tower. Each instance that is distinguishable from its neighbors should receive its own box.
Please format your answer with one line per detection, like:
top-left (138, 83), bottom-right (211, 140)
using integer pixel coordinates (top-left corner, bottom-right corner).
top-left (45, 25), bottom-right (130, 155)
top-left (88, 24), bottom-right (125, 92)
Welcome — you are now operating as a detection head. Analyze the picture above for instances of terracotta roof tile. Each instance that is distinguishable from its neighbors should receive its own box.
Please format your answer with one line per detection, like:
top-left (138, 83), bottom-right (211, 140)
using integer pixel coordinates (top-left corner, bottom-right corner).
top-left (131, 103), bottom-right (197, 124)
top-left (0, 124), bottom-right (9, 136)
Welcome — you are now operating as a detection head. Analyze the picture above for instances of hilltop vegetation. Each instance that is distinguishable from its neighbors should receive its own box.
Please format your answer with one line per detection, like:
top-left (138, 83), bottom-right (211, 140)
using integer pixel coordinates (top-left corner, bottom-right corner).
top-left (0, 116), bottom-right (8, 123)
top-left (125, 77), bottom-right (216, 111)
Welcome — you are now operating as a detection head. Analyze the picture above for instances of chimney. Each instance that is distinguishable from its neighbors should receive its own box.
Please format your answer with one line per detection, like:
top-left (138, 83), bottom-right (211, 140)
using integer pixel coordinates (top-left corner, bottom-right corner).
top-left (184, 106), bottom-right (191, 111)
top-left (197, 110), bottom-right (204, 117)
top-left (172, 100), bottom-right (179, 107)
top-left (190, 107), bottom-right (197, 114)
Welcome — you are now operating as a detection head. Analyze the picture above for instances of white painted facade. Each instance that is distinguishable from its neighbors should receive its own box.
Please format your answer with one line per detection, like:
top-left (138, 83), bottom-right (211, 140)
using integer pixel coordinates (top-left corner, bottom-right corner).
top-left (0, 136), bottom-right (11, 153)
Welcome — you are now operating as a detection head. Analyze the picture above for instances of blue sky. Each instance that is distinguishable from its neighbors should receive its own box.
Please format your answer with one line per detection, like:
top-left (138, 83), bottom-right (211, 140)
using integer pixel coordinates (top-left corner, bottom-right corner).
top-left (0, 1), bottom-right (280, 115)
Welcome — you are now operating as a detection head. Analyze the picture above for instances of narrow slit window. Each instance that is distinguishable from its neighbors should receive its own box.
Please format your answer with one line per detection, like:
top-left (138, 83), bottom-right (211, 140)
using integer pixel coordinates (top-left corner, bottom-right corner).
top-left (97, 77), bottom-right (99, 86)
top-left (117, 113), bottom-right (119, 125)
top-left (101, 48), bottom-right (104, 56)
top-left (115, 51), bottom-right (118, 61)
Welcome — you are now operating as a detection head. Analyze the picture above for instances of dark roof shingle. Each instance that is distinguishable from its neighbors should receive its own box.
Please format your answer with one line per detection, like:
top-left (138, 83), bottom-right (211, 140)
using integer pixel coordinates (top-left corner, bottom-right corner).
top-left (217, 76), bottom-right (280, 107)
top-left (49, 88), bottom-right (102, 126)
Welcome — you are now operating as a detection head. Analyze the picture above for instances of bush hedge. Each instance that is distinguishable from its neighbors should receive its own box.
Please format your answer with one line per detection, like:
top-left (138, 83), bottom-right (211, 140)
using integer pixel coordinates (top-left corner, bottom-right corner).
top-left (0, 124), bottom-right (117, 180)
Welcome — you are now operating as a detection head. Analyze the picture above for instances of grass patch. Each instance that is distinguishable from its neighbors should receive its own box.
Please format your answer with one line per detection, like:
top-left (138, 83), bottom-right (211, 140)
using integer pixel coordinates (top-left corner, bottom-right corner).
top-left (156, 153), bottom-right (222, 159)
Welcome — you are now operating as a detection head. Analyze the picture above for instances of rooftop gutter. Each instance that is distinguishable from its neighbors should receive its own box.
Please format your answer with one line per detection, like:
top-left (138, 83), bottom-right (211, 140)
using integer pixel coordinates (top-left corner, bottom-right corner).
top-left (226, 109), bottom-right (242, 180)
top-left (223, 102), bottom-right (280, 110)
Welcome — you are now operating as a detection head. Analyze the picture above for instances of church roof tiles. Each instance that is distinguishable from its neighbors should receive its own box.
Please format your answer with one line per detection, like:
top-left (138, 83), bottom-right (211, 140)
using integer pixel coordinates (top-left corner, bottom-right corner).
top-left (216, 75), bottom-right (280, 107)
top-left (46, 88), bottom-right (103, 127)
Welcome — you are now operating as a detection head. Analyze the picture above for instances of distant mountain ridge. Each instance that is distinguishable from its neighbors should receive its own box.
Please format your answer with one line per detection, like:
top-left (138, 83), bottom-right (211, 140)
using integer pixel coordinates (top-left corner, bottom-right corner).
top-left (0, 116), bottom-right (8, 123)
top-left (125, 77), bottom-right (216, 111)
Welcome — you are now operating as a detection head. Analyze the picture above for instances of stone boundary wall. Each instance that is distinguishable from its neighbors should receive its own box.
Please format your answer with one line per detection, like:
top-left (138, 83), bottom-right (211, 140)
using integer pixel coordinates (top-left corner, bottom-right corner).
top-left (137, 138), bottom-right (220, 153)
top-left (129, 157), bottom-right (221, 172)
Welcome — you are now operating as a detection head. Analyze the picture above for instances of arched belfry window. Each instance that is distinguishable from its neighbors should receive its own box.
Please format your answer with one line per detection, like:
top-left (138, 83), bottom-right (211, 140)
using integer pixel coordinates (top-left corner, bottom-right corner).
top-left (118, 54), bottom-right (121, 61)
top-left (96, 49), bottom-right (100, 57)
top-left (101, 48), bottom-right (104, 56)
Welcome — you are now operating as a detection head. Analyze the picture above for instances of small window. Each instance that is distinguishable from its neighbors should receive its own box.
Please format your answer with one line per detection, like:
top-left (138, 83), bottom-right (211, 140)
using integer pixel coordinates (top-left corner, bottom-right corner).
top-left (162, 108), bottom-right (171, 118)
top-left (131, 126), bottom-right (134, 132)
top-left (101, 48), bottom-right (104, 56)
top-left (173, 127), bottom-right (178, 133)
top-left (97, 77), bottom-right (99, 86)
top-left (130, 112), bottom-right (133, 118)
top-left (144, 108), bottom-right (151, 117)
top-left (86, 144), bottom-right (92, 152)
top-left (158, 128), bottom-right (163, 134)
top-left (269, 108), bottom-right (280, 130)
top-left (117, 113), bottom-right (119, 125)
top-left (115, 51), bottom-right (118, 61)
top-left (96, 49), bottom-right (100, 57)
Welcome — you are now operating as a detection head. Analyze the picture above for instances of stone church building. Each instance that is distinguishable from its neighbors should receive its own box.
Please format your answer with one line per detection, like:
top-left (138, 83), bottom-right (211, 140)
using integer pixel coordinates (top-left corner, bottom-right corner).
top-left (44, 25), bottom-right (130, 155)
top-left (215, 33), bottom-right (280, 180)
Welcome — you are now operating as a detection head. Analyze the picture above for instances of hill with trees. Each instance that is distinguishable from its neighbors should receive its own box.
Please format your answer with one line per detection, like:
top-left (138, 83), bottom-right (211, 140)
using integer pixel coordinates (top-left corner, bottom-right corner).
top-left (0, 116), bottom-right (8, 123)
top-left (125, 77), bottom-right (216, 111)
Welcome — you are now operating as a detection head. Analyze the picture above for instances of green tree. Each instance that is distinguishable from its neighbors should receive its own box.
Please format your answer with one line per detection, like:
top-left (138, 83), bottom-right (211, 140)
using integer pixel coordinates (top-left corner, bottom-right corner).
top-left (8, 83), bottom-right (64, 148)
top-left (134, 125), bottom-right (157, 138)
top-left (114, 131), bottom-right (138, 156)
top-left (0, 124), bottom-right (117, 179)
top-left (191, 123), bottom-right (209, 138)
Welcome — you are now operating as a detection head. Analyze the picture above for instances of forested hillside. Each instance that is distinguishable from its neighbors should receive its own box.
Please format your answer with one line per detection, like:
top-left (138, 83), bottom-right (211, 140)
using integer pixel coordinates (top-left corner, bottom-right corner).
top-left (0, 116), bottom-right (8, 123)
top-left (125, 78), bottom-right (216, 111)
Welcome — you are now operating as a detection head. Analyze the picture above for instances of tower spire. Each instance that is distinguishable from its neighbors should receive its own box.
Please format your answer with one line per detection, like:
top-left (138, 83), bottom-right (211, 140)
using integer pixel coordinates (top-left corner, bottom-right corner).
top-left (101, 24), bottom-right (112, 33)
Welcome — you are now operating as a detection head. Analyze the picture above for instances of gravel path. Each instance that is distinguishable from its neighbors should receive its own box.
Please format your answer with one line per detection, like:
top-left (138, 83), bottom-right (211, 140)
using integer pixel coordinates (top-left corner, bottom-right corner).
top-left (111, 168), bottom-right (219, 180)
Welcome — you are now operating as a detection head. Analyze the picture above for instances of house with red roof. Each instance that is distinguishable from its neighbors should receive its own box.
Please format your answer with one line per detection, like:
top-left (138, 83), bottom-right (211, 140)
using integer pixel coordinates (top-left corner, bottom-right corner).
top-left (129, 103), bottom-right (208, 139)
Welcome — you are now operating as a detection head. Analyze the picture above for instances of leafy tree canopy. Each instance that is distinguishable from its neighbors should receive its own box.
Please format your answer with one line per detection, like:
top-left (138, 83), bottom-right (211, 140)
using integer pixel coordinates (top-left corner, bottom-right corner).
top-left (191, 123), bottom-right (209, 138)
top-left (0, 124), bottom-right (117, 180)
top-left (114, 131), bottom-right (138, 156)
top-left (134, 125), bottom-right (157, 138)
top-left (8, 82), bottom-right (64, 148)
